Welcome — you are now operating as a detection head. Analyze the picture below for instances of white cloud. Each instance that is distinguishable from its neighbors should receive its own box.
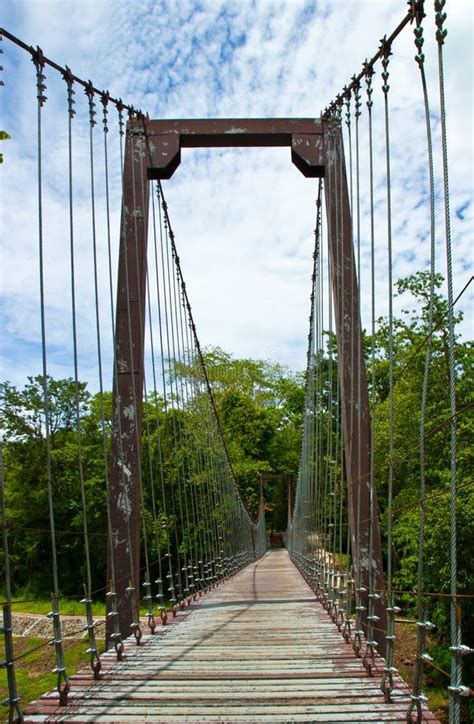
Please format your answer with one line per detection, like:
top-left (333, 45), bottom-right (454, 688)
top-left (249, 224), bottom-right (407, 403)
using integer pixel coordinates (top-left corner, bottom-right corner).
top-left (0, 0), bottom-right (472, 392)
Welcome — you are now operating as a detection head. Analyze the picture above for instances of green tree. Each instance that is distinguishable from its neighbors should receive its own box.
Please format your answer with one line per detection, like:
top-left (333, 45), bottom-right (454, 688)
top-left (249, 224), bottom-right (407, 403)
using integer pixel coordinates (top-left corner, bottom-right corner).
top-left (172, 347), bottom-right (305, 524)
top-left (1, 376), bottom-right (108, 595)
top-left (0, 130), bottom-right (10, 164)
top-left (370, 272), bottom-right (473, 691)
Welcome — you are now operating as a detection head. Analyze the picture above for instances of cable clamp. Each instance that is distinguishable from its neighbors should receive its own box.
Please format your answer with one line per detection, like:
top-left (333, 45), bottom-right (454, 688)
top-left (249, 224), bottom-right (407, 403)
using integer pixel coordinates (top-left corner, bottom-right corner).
top-left (417, 620), bottom-right (435, 630)
top-left (2, 696), bottom-right (21, 708)
top-left (52, 665), bottom-right (66, 674)
top-left (31, 46), bottom-right (48, 105)
top-left (49, 637), bottom-right (63, 646)
top-left (434, 0), bottom-right (448, 46)
top-left (448, 685), bottom-right (470, 698)
top-left (408, 0), bottom-right (426, 26)
top-left (61, 65), bottom-right (76, 118)
top-left (410, 692), bottom-right (427, 703)
top-left (116, 98), bottom-right (125, 136)
top-left (449, 644), bottom-right (474, 656)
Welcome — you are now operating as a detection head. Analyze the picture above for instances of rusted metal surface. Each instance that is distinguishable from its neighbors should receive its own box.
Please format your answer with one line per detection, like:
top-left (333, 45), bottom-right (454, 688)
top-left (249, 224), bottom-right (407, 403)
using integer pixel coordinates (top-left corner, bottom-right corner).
top-left (107, 120), bottom-right (150, 641)
top-left (145, 118), bottom-right (324, 178)
top-left (323, 124), bottom-right (386, 652)
top-left (24, 551), bottom-right (438, 722)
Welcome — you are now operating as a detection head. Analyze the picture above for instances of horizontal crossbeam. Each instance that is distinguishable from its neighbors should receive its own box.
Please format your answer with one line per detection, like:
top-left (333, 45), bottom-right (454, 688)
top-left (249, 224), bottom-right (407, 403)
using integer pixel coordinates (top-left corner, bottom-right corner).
top-left (144, 118), bottom-right (324, 178)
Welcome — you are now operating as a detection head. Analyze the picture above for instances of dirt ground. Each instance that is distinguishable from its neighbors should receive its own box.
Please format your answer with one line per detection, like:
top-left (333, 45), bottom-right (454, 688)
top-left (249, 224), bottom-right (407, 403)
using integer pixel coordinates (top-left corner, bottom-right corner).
top-left (11, 612), bottom-right (92, 638)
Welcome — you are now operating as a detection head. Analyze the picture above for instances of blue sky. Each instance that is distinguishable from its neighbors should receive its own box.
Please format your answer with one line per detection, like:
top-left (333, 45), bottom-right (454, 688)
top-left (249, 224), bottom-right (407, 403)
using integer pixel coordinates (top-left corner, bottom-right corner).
top-left (0, 0), bottom-right (472, 390)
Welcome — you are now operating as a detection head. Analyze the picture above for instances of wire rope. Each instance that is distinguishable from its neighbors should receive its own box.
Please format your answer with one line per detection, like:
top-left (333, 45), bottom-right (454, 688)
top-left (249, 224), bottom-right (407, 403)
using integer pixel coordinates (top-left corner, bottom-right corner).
top-left (98, 91), bottom-right (124, 659)
top-left (33, 48), bottom-right (69, 706)
top-left (362, 61), bottom-right (378, 678)
top-left (406, 4), bottom-right (437, 718)
top-left (434, 2), bottom-right (465, 717)
top-left (379, 35), bottom-right (396, 703)
top-left (82, 80), bottom-right (103, 678)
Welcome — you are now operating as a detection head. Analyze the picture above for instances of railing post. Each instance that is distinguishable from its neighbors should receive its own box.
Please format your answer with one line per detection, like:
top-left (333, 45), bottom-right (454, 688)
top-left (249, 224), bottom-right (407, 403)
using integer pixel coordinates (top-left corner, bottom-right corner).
top-left (1, 605), bottom-right (23, 723)
top-left (323, 123), bottom-right (386, 654)
top-left (107, 118), bottom-right (150, 642)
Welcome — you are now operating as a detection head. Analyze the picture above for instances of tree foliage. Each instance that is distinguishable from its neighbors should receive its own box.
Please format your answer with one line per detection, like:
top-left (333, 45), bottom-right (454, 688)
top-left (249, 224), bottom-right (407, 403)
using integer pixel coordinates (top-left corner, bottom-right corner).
top-left (369, 273), bottom-right (473, 690)
top-left (1, 271), bottom-right (472, 693)
top-left (0, 130), bottom-right (10, 164)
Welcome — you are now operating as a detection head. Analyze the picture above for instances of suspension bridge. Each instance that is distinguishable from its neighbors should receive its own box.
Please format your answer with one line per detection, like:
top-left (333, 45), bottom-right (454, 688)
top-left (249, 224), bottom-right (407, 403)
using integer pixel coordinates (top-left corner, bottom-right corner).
top-left (0, 1), bottom-right (472, 723)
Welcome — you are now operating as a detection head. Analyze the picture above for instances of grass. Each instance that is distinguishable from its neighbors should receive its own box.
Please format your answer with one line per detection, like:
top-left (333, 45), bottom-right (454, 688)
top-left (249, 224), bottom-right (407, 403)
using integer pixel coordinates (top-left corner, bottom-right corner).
top-left (0, 635), bottom-right (105, 717)
top-left (5, 596), bottom-right (106, 616)
top-left (0, 594), bottom-right (160, 718)
top-left (3, 594), bottom-right (170, 617)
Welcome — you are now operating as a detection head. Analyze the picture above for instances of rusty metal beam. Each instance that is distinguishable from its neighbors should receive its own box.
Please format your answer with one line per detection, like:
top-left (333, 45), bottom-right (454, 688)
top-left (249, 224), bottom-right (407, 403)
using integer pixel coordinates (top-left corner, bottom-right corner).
top-left (145, 118), bottom-right (324, 178)
top-left (107, 122), bottom-right (150, 642)
top-left (323, 124), bottom-right (386, 654)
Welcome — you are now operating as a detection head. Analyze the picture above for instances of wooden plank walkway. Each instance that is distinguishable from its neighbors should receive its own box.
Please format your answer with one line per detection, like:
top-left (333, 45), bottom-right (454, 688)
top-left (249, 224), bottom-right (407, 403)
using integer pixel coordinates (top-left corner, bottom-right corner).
top-left (25, 550), bottom-right (438, 722)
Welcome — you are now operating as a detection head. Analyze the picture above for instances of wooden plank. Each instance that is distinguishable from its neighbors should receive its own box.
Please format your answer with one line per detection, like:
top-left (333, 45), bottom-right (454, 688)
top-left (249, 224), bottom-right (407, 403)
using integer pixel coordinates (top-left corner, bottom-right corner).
top-left (24, 551), bottom-right (439, 723)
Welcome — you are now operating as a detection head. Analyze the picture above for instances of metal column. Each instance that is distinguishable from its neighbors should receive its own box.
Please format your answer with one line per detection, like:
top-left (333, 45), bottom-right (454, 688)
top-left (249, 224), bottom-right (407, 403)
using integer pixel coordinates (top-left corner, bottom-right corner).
top-left (107, 119), bottom-right (150, 641)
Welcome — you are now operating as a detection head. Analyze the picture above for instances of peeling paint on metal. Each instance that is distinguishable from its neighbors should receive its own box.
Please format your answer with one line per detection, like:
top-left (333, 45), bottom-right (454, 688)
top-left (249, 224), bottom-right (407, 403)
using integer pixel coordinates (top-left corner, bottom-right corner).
top-left (225, 127), bottom-right (248, 134)
top-left (117, 490), bottom-right (132, 516)
top-left (123, 404), bottom-right (135, 422)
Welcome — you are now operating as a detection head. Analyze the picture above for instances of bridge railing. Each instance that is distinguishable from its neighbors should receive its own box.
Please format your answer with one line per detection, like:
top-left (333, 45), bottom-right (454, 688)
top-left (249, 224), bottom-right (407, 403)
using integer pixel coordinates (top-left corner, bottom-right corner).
top-left (0, 28), bottom-right (266, 719)
top-left (286, 3), bottom-right (473, 722)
